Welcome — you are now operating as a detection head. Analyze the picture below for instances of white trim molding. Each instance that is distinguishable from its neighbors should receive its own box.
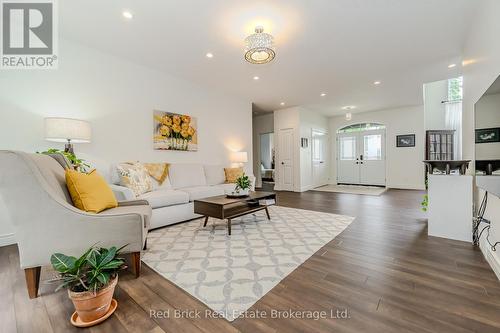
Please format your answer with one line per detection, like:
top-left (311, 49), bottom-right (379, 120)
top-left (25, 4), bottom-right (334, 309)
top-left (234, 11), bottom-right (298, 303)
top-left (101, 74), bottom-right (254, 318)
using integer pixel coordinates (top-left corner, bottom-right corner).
top-left (480, 236), bottom-right (500, 281)
top-left (0, 233), bottom-right (16, 247)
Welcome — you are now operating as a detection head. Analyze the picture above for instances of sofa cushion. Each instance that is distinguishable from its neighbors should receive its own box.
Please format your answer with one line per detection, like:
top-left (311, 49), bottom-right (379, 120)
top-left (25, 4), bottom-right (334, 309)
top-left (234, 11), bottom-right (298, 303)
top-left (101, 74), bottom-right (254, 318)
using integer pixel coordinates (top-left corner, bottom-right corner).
top-left (151, 176), bottom-right (172, 191)
top-left (116, 162), bottom-right (153, 196)
top-left (100, 204), bottom-right (152, 230)
top-left (139, 190), bottom-right (189, 209)
top-left (169, 164), bottom-right (206, 189)
top-left (179, 186), bottom-right (224, 201)
top-left (213, 183), bottom-right (237, 194)
top-left (204, 165), bottom-right (225, 185)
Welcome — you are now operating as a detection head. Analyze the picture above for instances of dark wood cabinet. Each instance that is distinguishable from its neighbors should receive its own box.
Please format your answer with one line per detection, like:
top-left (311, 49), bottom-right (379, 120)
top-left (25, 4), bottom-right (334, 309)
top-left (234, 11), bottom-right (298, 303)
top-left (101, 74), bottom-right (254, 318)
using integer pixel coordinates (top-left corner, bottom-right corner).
top-left (425, 130), bottom-right (455, 160)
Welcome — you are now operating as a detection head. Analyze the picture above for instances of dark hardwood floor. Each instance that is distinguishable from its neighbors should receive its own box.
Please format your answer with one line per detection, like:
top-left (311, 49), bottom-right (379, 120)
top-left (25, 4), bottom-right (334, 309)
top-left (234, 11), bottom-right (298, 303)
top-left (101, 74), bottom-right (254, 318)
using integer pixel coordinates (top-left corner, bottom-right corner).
top-left (2, 188), bottom-right (500, 333)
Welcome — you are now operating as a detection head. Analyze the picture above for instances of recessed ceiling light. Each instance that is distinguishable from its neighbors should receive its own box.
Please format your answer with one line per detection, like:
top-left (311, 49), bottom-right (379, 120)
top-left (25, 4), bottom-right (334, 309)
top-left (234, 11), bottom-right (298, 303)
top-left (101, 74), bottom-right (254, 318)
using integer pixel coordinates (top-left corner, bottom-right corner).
top-left (448, 63), bottom-right (457, 68)
top-left (374, 81), bottom-right (381, 85)
top-left (280, 102), bottom-right (285, 106)
top-left (253, 76), bottom-right (260, 80)
top-left (341, 105), bottom-right (356, 110)
top-left (206, 52), bottom-right (213, 58)
top-left (122, 10), bottom-right (133, 19)
top-left (320, 93), bottom-right (327, 97)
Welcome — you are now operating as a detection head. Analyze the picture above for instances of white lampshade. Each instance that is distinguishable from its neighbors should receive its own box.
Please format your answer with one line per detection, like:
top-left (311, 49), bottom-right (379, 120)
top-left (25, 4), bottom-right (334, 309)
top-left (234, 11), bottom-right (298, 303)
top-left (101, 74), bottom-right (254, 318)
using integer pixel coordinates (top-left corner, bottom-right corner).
top-left (44, 117), bottom-right (91, 143)
top-left (231, 151), bottom-right (248, 163)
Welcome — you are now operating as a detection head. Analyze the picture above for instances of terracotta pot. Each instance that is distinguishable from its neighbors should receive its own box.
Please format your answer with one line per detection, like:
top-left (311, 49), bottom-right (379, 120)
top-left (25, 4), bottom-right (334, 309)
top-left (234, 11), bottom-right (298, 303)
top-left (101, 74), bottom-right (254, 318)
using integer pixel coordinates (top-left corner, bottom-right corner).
top-left (68, 276), bottom-right (117, 323)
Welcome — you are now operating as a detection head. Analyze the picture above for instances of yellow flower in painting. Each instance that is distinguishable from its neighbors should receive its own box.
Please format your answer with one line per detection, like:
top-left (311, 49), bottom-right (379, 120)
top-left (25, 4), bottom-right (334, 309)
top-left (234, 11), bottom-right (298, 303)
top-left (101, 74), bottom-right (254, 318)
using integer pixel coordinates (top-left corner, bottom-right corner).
top-left (181, 115), bottom-right (191, 124)
top-left (172, 115), bottom-right (181, 125)
top-left (161, 115), bottom-right (172, 126)
top-left (159, 125), bottom-right (170, 137)
top-left (172, 123), bottom-right (181, 133)
top-left (180, 129), bottom-right (189, 138)
top-left (187, 126), bottom-right (195, 136)
top-left (181, 122), bottom-right (189, 130)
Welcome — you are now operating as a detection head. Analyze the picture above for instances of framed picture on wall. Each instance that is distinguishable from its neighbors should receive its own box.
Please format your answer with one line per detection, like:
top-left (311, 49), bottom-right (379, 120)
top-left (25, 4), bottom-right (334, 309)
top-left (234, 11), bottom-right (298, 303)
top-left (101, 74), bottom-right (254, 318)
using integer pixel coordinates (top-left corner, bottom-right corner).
top-left (153, 110), bottom-right (198, 151)
top-left (475, 127), bottom-right (500, 144)
top-left (396, 134), bottom-right (415, 147)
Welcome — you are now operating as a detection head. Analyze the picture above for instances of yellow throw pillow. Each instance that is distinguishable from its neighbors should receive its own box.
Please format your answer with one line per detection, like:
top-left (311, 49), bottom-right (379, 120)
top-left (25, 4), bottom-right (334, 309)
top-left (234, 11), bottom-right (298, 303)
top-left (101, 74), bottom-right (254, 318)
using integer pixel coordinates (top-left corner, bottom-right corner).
top-left (224, 167), bottom-right (244, 183)
top-left (66, 169), bottom-right (118, 213)
top-left (142, 163), bottom-right (169, 185)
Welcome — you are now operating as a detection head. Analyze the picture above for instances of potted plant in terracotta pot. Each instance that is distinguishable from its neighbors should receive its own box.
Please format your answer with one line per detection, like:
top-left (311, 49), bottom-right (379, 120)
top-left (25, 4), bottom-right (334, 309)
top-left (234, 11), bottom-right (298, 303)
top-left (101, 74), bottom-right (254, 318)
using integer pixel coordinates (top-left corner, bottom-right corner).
top-left (50, 246), bottom-right (126, 326)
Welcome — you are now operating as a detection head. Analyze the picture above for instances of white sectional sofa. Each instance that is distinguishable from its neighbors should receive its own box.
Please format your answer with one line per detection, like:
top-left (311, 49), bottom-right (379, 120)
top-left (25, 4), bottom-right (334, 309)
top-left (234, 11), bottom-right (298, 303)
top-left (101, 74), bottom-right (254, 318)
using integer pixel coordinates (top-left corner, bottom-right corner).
top-left (105, 163), bottom-right (255, 229)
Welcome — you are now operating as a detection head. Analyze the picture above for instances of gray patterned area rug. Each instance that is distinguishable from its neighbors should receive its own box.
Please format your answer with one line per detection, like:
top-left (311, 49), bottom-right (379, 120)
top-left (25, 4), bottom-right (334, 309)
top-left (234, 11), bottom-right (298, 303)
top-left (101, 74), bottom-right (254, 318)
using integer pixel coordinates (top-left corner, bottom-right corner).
top-left (142, 205), bottom-right (354, 321)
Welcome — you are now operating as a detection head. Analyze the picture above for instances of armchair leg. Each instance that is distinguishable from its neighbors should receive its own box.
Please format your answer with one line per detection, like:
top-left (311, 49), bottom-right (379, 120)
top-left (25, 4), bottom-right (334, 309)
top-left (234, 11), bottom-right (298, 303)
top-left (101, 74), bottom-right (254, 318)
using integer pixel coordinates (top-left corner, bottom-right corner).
top-left (24, 267), bottom-right (41, 299)
top-left (132, 252), bottom-right (141, 278)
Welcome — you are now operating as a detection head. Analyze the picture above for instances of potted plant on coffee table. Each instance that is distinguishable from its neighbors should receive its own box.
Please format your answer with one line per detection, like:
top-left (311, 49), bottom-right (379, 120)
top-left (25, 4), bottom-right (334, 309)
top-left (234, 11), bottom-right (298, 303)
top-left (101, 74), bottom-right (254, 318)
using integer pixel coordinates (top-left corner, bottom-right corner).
top-left (234, 173), bottom-right (252, 196)
top-left (50, 245), bottom-right (127, 327)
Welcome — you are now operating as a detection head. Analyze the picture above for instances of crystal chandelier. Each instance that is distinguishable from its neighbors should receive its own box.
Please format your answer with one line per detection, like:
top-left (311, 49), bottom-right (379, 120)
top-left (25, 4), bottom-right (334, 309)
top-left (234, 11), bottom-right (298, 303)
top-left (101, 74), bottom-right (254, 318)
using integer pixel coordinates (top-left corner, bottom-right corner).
top-left (244, 26), bottom-right (275, 64)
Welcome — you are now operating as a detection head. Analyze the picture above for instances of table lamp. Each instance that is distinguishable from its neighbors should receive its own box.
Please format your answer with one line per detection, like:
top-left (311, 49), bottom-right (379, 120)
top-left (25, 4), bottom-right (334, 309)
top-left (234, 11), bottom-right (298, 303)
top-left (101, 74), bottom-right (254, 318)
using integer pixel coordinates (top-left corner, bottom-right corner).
top-left (44, 117), bottom-right (91, 154)
top-left (231, 151), bottom-right (248, 167)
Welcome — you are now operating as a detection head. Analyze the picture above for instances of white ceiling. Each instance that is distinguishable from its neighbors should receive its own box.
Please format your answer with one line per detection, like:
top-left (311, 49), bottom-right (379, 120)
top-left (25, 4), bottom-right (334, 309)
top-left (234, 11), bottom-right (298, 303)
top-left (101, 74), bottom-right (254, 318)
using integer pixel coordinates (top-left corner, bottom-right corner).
top-left (60, 0), bottom-right (476, 116)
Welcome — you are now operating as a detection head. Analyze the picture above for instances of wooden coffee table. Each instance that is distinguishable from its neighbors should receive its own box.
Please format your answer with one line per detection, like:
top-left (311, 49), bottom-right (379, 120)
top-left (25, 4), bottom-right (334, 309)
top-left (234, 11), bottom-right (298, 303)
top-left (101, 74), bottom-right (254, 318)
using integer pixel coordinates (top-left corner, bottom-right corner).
top-left (194, 191), bottom-right (276, 235)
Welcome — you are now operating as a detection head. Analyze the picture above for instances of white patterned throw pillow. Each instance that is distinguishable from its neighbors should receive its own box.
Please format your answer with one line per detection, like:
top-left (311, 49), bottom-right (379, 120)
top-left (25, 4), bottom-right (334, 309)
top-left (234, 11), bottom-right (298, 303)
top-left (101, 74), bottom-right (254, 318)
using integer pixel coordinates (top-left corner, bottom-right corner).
top-left (116, 162), bottom-right (153, 197)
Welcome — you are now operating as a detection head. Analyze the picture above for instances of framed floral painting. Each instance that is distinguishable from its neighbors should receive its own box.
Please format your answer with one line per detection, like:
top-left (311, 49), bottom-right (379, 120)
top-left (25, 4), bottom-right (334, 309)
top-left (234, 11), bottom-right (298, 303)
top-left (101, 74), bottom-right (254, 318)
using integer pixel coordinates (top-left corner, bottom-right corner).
top-left (153, 110), bottom-right (198, 151)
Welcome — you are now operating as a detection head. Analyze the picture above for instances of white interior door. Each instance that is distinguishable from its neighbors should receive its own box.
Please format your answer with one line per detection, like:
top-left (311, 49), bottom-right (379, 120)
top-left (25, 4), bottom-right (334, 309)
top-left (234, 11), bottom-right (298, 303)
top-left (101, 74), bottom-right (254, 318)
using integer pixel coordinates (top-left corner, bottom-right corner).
top-left (337, 133), bottom-right (359, 184)
top-left (337, 129), bottom-right (385, 186)
top-left (278, 128), bottom-right (294, 191)
top-left (312, 130), bottom-right (328, 186)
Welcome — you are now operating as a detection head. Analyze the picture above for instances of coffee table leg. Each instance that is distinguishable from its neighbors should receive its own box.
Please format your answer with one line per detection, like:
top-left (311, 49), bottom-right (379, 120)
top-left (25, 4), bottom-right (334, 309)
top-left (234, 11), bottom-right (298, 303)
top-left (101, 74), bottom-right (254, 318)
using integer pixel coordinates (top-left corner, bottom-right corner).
top-left (227, 219), bottom-right (231, 235)
top-left (265, 207), bottom-right (271, 220)
top-left (203, 216), bottom-right (209, 227)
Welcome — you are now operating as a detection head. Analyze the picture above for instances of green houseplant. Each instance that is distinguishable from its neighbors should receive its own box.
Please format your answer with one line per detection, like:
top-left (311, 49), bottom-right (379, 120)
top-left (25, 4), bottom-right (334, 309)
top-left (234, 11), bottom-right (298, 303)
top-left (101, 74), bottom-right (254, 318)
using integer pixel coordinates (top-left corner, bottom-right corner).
top-left (235, 173), bottom-right (252, 195)
top-left (39, 148), bottom-right (90, 172)
top-left (50, 246), bottom-right (126, 324)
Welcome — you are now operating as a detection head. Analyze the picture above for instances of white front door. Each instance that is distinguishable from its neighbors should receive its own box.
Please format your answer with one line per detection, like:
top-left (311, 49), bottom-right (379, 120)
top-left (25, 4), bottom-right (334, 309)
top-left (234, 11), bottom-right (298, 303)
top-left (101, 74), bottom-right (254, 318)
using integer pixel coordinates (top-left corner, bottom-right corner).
top-left (359, 130), bottom-right (385, 186)
top-left (312, 129), bottom-right (328, 187)
top-left (337, 133), bottom-right (359, 184)
top-left (278, 128), bottom-right (294, 191)
top-left (337, 129), bottom-right (385, 186)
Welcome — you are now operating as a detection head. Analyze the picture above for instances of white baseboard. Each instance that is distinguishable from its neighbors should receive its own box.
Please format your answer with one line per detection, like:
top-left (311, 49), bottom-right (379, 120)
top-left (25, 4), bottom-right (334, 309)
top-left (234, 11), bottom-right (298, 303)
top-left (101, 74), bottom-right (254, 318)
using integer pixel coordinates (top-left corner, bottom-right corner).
top-left (299, 185), bottom-right (315, 192)
top-left (387, 184), bottom-right (426, 190)
top-left (0, 233), bottom-right (16, 247)
top-left (480, 236), bottom-right (500, 281)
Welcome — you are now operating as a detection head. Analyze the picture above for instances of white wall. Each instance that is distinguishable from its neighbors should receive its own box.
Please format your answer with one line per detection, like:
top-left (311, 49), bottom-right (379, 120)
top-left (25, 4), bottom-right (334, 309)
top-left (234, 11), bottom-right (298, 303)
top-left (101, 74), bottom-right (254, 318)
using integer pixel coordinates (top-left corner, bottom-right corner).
top-left (0, 39), bottom-right (252, 245)
top-left (424, 79), bottom-right (448, 130)
top-left (475, 93), bottom-right (500, 160)
top-left (299, 109), bottom-right (329, 191)
top-left (462, 0), bottom-right (500, 278)
top-left (252, 113), bottom-right (274, 188)
top-left (330, 106), bottom-right (425, 190)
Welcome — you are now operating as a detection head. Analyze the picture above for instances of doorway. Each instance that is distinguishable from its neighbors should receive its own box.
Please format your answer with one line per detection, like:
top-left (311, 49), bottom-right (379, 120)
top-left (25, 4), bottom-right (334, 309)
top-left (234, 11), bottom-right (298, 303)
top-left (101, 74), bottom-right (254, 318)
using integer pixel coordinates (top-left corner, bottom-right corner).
top-left (312, 129), bottom-right (328, 187)
top-left (260, 132), bottom-right (275, 186)
top-left (337, 123), bottom-right (386, 186)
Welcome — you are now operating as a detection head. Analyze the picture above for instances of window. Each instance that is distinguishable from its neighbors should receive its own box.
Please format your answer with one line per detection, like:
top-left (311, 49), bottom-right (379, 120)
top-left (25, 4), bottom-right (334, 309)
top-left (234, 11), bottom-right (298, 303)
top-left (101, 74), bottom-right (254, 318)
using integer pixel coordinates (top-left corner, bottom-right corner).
top-left (340, 136), bottom-right (356, 160)
top-left (363, 134), bottom-right (382, 160)
top-left (313, 139), bottom-right (321, 161)
top-left (448, 77), bottom-right (463, 102)
top-left (337, 123), bottom-right (385, 134)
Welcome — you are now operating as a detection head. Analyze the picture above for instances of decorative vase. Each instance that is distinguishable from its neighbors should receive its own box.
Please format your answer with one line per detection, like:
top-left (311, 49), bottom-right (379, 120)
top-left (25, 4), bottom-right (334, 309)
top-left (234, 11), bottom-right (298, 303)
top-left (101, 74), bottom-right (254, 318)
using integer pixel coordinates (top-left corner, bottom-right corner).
top-left (68, 276), bottom-right (118, 323)
top-left (236, 188), bottom-right (250, 196)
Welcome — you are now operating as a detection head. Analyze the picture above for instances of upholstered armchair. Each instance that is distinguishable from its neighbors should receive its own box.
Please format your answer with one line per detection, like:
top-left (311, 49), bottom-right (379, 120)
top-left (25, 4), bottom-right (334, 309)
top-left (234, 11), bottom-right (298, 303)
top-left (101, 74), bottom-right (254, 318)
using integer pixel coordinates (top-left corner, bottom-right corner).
top-left (0, 151), bottom-right (151, 298)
